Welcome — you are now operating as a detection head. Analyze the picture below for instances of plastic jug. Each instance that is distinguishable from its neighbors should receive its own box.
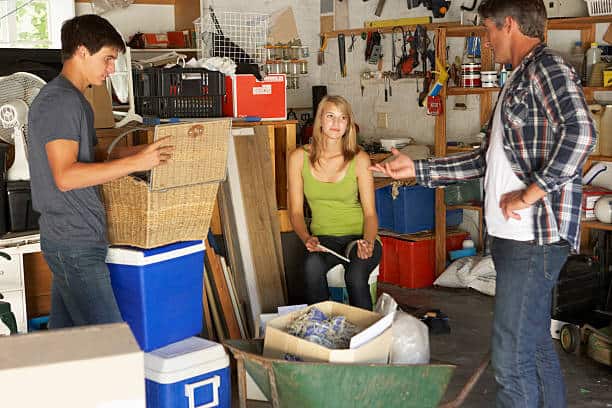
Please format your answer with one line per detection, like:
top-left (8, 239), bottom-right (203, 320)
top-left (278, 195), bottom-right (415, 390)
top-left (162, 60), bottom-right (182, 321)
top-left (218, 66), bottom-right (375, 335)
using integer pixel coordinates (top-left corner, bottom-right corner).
top-left (585, 42), bottom-right (602, 85)
top-left (601, 105), bottom-right (612, 157)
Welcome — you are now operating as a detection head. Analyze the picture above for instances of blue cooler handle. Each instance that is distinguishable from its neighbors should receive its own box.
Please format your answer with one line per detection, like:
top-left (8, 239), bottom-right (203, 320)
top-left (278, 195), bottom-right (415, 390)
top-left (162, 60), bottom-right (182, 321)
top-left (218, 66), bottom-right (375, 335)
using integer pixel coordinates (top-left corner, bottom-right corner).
top-left (184, 376), bottom-right (221, 408)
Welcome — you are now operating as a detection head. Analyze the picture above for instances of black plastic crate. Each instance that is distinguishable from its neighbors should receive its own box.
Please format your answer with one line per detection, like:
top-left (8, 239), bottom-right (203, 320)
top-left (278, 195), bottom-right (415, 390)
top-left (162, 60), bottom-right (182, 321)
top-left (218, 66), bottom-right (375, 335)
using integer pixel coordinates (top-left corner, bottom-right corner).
top-left (133, 67), bottom-right (225, 118)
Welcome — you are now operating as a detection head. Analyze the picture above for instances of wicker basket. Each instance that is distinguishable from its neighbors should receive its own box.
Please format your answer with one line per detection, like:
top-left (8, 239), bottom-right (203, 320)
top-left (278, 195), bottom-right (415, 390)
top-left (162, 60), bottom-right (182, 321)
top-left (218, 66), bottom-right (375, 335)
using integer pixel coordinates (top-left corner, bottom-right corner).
top-left (102, 119), bottom-right (231, 248)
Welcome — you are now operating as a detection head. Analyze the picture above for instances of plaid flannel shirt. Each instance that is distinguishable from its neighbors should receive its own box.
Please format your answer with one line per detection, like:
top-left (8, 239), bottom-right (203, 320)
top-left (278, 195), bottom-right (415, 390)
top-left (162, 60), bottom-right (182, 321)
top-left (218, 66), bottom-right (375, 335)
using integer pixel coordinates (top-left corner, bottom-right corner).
top-left (415, 44), bottom-right (596, 250)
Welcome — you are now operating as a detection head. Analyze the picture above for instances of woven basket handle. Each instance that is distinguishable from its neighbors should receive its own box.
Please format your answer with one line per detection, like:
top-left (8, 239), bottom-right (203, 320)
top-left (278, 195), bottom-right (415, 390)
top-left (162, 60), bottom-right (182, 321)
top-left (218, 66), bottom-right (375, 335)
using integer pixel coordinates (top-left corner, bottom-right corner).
top-left (105, 127), bottom-right (152, 161)
top-left (188, 124), bottom-right (205, 138)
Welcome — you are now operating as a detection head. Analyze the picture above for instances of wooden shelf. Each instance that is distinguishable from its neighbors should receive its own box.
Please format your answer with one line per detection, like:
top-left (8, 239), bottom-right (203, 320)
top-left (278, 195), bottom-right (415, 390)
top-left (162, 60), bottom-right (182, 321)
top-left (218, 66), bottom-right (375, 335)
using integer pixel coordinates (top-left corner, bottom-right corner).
top-left (447, 203), bottom-right (483, 212)
top-left (548, 15), bottom-right (612, 29)
top-left (447, 86), bottom-right (500, 95)
top-left (589, 154), bottom-right (612, 162)
top-left (131, 48), bottom-right (198, 53)
top-left (321, 15), bottom-right (611, 39)
top-left (582, 220), bottom-right (612, 231)
top-left (447, 146), bottom-right (476, 154)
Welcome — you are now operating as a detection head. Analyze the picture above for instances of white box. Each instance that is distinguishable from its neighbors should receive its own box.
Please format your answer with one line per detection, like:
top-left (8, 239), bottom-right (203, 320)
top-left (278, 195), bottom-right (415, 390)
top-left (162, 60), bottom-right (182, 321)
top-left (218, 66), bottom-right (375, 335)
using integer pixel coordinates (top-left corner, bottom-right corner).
top-left (0, 323), bottom-right (145, 407)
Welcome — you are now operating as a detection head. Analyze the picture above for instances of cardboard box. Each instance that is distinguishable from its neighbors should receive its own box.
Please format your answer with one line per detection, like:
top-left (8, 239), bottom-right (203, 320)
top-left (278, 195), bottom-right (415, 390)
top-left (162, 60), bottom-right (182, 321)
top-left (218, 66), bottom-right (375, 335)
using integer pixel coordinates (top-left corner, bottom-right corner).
top-left (0, 323), bottom-right (145, 407)
top-left (84, 84), bottom-right (115, 129)
top-left (263, 301), bottom-right (392, 364)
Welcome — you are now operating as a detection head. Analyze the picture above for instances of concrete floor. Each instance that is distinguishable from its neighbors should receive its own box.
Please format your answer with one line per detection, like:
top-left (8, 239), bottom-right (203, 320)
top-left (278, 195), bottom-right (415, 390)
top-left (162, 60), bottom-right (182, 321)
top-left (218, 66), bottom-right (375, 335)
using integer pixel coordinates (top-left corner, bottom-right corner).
top-left (239, 284), bottom-right (612, 407)
top-left (379, 284), bottom-right (612, 407)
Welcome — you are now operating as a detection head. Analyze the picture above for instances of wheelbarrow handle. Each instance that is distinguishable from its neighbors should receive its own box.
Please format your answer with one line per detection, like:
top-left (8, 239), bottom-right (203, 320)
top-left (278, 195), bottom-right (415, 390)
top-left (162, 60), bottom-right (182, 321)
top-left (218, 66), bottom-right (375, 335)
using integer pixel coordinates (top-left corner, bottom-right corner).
top-left (439, 350), bottom-right (491, 408)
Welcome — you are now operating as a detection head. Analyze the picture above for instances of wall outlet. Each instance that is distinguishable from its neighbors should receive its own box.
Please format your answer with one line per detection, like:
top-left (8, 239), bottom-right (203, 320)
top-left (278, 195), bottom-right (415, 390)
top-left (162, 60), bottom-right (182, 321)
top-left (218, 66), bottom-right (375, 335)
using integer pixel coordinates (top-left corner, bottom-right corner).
top-left (377, 112), bottom-right (388, 128)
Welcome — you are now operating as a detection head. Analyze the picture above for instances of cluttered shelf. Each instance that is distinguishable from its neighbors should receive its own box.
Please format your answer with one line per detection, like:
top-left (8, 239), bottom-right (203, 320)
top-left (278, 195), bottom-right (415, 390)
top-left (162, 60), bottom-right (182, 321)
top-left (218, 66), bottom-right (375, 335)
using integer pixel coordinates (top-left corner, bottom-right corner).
top-left (582, 220), bottom-right (612, 231)
top-left (130, 48), bottom-right (199, 53)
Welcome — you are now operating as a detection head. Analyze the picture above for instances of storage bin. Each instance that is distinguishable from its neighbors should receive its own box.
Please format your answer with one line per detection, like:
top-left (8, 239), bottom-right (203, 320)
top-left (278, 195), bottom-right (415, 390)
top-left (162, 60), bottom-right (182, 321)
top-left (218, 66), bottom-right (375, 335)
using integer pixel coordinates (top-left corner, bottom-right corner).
top-left (585, 0), bottom-right (612, 16)
top-left (380, 232), bottom-right (469, 288)
top-left (375, 186), bottom-right (394, 230)
top-left (6, 181), bottom-right (39, 232)
top-left (376, 185), bottom-right (463, 233)
top-left (102, 120), bottom-right (230, 248)
top-left (133, 67), bottom-right (225, 118)
top-left (145, 337), bottom-right (230, 408)
top-left (222, 74), bottom-right (287, 120)
top-left (107, 241), bottom-right (205, 351)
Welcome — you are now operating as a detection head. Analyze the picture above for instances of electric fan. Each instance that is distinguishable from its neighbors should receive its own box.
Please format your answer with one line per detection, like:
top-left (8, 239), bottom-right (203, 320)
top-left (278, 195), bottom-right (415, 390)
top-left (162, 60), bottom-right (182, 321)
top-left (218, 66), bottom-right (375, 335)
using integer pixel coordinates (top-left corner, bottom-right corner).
top-left (0, 72), bottom-right (46, 181)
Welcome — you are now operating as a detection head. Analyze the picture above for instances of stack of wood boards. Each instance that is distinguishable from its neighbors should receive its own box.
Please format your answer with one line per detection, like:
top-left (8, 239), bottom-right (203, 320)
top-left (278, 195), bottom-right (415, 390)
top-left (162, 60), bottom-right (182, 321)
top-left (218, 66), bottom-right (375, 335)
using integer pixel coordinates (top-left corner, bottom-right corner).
top-left (216, 127), bottom-right (287, 337)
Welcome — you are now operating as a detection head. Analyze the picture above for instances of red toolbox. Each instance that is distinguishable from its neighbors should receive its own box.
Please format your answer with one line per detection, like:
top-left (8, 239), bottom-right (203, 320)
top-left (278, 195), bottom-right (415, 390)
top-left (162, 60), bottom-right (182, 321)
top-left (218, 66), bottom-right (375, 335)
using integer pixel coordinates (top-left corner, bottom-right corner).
top-left (380, 231), bottom-right (469, 288)
top-left (222, 74), bottom-right (286, 120)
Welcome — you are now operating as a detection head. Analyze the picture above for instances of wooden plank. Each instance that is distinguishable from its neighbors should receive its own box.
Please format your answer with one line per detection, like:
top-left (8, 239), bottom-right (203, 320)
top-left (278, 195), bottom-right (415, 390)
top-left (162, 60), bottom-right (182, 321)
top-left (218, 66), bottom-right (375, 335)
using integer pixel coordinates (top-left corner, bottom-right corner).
top-left (480, 92), bottom-right (493, 128)
top-left (173, 0), bottom-right (200, 31)
top-left (204, 268), bottom-right (225, 341)
top-left (434, 27), bottom-right (448, 278)
top-left (76, 0), bottom-right (174, 3)
top-left (201, 262), bottom-right (216, 341)
top-left (217, 177), bottom-right (258, 337)
top-left (204, 239), bottom-right (242, 339)
top-left (23, 253), bottom-right (52, 318)
top-left (220, 257), bottom-right (247, 339)
top-left (234, 129), bottom-right (287, 312)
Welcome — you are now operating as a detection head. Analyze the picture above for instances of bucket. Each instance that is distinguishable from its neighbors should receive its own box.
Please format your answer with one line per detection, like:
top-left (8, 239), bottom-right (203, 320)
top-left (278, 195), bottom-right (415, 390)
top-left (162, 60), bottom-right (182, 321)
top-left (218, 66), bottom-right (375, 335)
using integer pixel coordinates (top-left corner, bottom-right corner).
top-left (481, 71), bottom-right (497, 88)
top-left (461, 74), bottom-right (481, 88)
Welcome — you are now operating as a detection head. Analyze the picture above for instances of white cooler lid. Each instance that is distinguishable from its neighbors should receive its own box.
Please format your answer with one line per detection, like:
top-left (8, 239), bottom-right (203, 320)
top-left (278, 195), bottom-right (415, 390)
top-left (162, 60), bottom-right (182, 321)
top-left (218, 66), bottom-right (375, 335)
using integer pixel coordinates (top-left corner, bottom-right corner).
top-left (106, 241), bottom-right (205, 266)
top-left (145, 337), bottom-right (229, 384)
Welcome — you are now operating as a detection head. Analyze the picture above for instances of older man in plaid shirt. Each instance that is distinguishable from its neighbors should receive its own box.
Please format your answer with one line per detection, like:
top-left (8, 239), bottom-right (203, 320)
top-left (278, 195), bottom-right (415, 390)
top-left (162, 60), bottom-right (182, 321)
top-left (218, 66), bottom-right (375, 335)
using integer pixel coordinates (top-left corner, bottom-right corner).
top-left (372, 1), bottom-right (596, 407)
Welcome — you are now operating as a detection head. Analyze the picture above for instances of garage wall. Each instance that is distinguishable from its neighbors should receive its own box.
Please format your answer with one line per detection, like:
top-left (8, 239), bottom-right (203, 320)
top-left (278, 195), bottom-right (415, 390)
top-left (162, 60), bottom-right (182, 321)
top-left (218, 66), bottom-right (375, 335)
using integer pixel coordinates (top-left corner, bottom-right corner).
top-left (319, 1), bottom-right (610, 144)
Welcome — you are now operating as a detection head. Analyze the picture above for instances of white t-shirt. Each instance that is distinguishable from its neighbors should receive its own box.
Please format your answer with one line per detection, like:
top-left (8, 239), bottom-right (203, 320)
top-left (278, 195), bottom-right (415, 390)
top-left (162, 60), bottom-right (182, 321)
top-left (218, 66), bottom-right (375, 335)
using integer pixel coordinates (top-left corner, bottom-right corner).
top-left (484, 84), bottom-right (535, 241)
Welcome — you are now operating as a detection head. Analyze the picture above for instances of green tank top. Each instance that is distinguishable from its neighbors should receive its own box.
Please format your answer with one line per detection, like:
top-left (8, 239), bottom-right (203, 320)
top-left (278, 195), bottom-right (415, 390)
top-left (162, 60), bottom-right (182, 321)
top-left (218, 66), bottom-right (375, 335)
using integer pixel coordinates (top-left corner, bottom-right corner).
top-left (302, 149), bottom-right (364, 236)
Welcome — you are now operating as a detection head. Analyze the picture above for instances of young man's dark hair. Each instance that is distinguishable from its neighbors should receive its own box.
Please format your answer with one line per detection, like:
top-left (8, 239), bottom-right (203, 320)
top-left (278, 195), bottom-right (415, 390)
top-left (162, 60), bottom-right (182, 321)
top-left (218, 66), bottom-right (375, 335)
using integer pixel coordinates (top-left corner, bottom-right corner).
top-left (478, 0), bottom-right (547, 41)
top-left (61, 14), bottom-right (125, 62)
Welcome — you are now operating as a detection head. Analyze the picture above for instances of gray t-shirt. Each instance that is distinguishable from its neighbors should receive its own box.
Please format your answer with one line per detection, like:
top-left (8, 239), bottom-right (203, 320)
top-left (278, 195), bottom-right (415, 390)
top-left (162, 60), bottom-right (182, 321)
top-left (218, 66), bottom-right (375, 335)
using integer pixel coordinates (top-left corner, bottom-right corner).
top-left (28, 75), bottom-right (107, 247)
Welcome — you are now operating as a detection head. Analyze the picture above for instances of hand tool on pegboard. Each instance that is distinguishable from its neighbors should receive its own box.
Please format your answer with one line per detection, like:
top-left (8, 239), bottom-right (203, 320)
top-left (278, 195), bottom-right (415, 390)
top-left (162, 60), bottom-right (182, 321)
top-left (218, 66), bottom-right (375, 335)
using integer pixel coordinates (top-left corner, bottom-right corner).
top-left (338, 33), bottom-right (347, 77)
top-left (317, 35), bottom-right (329, 65)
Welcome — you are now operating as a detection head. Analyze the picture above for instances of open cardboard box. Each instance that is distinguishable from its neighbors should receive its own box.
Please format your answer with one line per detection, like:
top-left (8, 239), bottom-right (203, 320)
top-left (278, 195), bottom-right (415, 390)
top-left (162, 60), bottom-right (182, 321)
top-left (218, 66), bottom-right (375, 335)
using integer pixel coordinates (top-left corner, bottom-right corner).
top-left (0, 323), bottom-right (145, 407)
top-left (263, 301), bottom-right (392, 364)
top-left (84, 84), bottom-right (115, 129)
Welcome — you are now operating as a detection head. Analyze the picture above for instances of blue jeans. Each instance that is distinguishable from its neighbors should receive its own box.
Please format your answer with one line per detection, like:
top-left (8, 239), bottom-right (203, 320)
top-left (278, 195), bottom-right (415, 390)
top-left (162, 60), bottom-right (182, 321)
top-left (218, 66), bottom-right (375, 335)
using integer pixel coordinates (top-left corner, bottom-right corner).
top-left (303, 235), bottom-right (382, 310)
top-left (490, 237), bottom-right (569, 408)
top-left (42, 239), bottom-right (123, 329)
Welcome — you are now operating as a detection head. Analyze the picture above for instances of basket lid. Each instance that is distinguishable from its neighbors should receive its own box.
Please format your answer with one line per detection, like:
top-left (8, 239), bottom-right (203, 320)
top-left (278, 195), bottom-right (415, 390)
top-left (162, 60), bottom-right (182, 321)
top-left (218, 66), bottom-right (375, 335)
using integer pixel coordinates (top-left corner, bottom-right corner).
top-left (149, 119), bottom-right (231, 191)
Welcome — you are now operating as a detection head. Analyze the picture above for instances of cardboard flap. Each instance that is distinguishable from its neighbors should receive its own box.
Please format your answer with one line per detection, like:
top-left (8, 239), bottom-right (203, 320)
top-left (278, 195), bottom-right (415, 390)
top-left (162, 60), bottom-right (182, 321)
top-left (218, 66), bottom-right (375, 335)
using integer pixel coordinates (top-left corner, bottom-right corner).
top-left (84, 84), bottom-right (115, 129)
top-left (149, 119), bottom-right (231, 191)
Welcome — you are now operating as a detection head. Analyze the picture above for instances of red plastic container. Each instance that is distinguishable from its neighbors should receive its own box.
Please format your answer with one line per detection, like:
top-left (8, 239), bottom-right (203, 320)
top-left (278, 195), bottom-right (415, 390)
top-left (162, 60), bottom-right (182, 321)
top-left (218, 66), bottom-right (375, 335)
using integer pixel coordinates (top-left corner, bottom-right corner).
top-left (379, 232), bottom-right (469, 288)
top-left (222, 74), bottom-right (287, 120)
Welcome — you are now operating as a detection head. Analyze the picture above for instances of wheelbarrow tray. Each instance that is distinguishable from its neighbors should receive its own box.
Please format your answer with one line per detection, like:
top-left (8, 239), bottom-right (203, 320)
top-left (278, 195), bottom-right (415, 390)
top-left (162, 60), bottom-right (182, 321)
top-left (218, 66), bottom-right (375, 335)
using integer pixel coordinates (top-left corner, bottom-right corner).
top-left (225, 339), bottom-right (456, 408)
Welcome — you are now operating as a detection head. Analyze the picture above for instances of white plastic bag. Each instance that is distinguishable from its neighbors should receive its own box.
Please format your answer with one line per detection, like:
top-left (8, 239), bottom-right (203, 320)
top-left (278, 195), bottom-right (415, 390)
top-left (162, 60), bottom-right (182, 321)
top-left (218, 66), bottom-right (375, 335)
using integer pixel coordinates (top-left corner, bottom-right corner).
top-left (390, 311), bottom-right (430, 364)
top-left (375, 293), bottom-right (430, 364)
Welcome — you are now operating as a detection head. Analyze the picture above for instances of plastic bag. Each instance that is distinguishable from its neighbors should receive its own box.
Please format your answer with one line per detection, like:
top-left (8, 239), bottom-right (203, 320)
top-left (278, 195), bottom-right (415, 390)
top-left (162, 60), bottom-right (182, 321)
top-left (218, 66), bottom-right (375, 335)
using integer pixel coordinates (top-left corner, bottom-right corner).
top-left (391, 311), bottom-right (430, 364)
top-left (376, 293), bottom-right (430, 364)
top-left (91, 0), bottom-right (134, 14)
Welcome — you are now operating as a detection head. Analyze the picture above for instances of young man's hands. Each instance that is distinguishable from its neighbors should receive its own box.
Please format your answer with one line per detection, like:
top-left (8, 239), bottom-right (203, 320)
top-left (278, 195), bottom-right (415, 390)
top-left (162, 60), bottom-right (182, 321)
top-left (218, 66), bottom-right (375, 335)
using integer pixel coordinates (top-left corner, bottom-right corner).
top-left (131, 137), bottom-right (174, 171)
top-left (369, 148), bottom-right (416, 179)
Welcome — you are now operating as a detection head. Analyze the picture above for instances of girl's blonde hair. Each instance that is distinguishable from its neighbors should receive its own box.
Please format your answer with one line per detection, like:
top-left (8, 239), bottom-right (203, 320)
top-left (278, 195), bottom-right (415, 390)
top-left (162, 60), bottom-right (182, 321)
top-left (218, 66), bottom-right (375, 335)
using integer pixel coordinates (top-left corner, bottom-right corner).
top-left (309, 95), bottom-right (360, 167)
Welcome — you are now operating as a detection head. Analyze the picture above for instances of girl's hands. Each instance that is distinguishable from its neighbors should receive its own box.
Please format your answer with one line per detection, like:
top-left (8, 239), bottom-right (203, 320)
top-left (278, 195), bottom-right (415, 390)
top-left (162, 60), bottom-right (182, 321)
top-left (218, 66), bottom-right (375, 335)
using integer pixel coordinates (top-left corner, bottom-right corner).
top-left (304, 236), bottom-right (323, 252)
top-left (357, 239), bottom-right (374, 259)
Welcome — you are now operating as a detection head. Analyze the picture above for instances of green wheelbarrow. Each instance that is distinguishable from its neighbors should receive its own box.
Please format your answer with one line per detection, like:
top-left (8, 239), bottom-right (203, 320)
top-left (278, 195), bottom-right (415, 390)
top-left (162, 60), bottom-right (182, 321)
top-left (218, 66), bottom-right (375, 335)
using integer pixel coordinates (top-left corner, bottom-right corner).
top-left (224, 339), bottom-right (490, 408)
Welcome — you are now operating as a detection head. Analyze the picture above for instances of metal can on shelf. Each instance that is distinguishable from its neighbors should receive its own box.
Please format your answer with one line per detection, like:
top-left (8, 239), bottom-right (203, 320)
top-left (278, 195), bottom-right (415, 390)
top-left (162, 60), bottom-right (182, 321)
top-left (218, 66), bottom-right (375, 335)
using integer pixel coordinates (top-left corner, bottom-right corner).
top-left (299, 60), bottom-right (308, 74)
top-left (461, 74), bottom-right (481, 88)
top-left (266, 61), bottom-right (283, 74)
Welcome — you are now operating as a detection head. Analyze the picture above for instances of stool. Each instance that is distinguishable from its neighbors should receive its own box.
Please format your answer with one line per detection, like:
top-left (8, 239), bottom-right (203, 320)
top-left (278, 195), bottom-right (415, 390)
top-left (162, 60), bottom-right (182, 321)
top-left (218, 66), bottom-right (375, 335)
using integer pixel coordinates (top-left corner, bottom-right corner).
top-left (327, 264), bottom-right (379, 308)
top-left (325, 240), bottom-right (380, 309)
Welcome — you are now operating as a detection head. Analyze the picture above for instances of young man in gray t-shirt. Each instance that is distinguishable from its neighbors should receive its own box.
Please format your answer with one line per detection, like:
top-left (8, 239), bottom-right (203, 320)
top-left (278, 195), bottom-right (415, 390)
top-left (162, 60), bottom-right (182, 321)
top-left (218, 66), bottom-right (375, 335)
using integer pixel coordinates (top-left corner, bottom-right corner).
top-left (27, 14), bottom-right (173, 329)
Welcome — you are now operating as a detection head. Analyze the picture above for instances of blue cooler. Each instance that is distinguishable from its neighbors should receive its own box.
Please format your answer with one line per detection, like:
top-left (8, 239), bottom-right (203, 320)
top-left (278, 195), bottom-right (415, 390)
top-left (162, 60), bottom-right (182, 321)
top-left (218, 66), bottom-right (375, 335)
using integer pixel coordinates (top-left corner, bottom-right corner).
top-left (145, 337), bottom-right (230, 408)
top-left (107, 241), bottom-right (205, 351)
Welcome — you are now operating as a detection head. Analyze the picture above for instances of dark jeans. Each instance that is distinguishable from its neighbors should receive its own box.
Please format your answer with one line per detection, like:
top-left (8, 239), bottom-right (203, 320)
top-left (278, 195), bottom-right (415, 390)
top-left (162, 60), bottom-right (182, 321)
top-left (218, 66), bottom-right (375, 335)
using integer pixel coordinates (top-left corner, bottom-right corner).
top-left (303, 235), bottom-right (382, 310)
top-left (42, 239), bottom-right (123, 329)
top-left (490, 237), bottom-right (570, 408)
